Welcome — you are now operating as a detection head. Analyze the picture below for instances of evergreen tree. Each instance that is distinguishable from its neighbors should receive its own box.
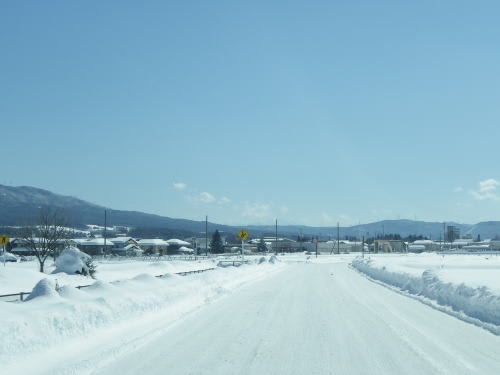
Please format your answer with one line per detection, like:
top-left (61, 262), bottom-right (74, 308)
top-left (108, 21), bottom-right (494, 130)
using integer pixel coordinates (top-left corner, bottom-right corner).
top-left (210, 230), bottom-right (224, 254)
top-left (257, 238), bottom-right (267, 253)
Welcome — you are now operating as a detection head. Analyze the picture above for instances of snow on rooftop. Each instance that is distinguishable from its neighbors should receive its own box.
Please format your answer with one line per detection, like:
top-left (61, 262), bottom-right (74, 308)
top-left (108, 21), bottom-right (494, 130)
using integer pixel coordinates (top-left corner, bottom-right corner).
top-left (109, 237), bottom-right (134, 243)
top-left (138, 239), bottom-right (168, 246)
top-left (412, 240), bottom-right (435, 245)
top-left (166, 239), bottom-right (191, 246)
top-left (178, 246), bottom-right (194, 253)
top-left (80, 238), bottom-right (114, 246)
top-left (408, 245), bottom-right (426, 250)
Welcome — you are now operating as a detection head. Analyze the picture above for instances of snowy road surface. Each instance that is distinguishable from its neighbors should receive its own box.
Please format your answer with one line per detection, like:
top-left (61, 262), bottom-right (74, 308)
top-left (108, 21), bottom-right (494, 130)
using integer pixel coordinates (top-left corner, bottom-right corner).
top-left (91, 261), bottom-right (500, 375)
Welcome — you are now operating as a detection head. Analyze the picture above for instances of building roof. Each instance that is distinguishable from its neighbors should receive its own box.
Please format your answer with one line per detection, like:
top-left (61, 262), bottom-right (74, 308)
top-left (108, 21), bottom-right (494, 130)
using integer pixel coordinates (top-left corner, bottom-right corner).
top-left (263, 237), bottom-right (296, 242)
top-left (138, 238), bottom-right (168, 246)
top-left (114, 244), bottom-right (142, 252)
top-left (166, 238), bottom-right (191, 246)
top-left (413, 240), bottom-right (435, 245)
top-left (109, 237), bottom-right (135, 244)
top-left (72, 238), bottom-right (90, 244)
top-left (80, 238), bottom-right (114, 246)
top-left (408, 245), bottom-right (426, 250)
top-left (178, 246), bottom-right (194, 253)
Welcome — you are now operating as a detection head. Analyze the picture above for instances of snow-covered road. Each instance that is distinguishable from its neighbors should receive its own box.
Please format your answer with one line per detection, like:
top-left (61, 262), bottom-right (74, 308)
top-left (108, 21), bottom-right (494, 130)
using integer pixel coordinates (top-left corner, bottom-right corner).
top-left (92, 261), bottom-right (500, 375)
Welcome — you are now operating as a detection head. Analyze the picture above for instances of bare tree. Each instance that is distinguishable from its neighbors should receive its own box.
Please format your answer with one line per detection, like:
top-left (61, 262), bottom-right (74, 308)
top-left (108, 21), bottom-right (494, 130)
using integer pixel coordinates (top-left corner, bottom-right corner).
top-left (18, 207), bottom-right (70, 273)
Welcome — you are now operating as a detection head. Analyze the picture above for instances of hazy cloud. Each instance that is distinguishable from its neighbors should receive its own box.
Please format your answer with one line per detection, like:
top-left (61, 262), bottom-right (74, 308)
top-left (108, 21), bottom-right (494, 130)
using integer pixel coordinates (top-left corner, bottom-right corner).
top-left (188, 191), bottom-right (216, 203)
top-left (198, 192), bottom-right (216, 203)
top-left (218, 196), bottom-right (231, 204)
top-left (470, 178), bottom-right (500, 201)
top-left (173, 182), bottom-right (186, 191)
top-left (453, 186), bottom-right (464, 193)
top-left (242, 203), bottom-right (272, 219)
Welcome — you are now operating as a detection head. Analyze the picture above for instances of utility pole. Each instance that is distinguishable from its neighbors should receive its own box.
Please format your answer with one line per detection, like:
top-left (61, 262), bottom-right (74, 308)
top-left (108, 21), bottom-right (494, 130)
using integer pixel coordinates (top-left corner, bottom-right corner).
top-left (241, 237), bottom-right (245, 261)
top-left (337, 222), bottom-right (340, 254)
top-left (275, 218), bottom-right (278, 255)
top-left (442, 222), bottom-right (445, 251)
top-left (205, 215), bottom-right (208, 256)
top-left (104, 209), bottom-right (107, 256)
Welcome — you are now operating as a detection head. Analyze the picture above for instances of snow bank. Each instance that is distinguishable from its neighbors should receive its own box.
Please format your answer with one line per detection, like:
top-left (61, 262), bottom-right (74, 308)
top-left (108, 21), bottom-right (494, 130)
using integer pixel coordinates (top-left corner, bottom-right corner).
top-left (53, 247), bottom-right (91, 275)
top-left (0, 261), bottom-right (285, 370)
top-left (0, 252), bottom-right (18, 262)
top-left (24, 278), bottom-right (60, 301)
top-left (352, 258), bottom-right (500, 327)
top-left (0, 258), bottom-right (217, 295)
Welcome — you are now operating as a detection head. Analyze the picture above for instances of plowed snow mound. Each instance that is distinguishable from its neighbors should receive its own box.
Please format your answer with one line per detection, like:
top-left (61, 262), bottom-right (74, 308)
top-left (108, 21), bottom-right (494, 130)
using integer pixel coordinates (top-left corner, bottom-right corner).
top-left (25, 279), bottom-right (59, 302)
top-left (352, 258), bottom-right (500, 327)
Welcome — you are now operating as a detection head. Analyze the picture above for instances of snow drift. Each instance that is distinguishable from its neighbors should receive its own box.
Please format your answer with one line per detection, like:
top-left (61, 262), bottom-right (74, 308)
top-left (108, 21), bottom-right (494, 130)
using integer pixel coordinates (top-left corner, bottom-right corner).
top-left (352, 257), bottom-right (500, 328)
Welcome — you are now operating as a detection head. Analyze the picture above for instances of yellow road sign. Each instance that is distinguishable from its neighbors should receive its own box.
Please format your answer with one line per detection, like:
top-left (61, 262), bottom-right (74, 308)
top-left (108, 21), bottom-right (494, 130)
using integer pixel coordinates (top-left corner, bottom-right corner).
top-left (236, 229), bottom-right (249, 241)
top-left (0, 235), bottom-right (9, 246)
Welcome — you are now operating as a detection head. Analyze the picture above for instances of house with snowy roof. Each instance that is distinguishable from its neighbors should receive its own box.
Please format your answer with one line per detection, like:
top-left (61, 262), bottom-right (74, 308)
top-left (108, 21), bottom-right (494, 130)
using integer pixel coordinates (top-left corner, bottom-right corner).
top-left (76, 238), bottom-right (114, 255)
top-left (108, 237), bottom-right (142, 256)
top-left (9, 238), bottom-right (77, 256)
top-left (137, 238), bottom-right (169, 255)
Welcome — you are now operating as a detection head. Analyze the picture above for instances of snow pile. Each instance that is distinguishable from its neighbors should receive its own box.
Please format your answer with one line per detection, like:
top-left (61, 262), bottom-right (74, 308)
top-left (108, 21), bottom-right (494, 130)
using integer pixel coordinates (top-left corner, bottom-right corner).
top-left (0, 252), bottom-right (18, 262)
top-left (24, 278), bottom-right (60, 301)
top-left (352, 257), bottom-right (500, 327)
top-left (268, 255), bottom-right (279, 264)
top-left (256, 256), bottom-right (266, 264)
top-left (0, 261), bottom-right (286, 370)
top-left (53, 247), bottom-right (91, 275)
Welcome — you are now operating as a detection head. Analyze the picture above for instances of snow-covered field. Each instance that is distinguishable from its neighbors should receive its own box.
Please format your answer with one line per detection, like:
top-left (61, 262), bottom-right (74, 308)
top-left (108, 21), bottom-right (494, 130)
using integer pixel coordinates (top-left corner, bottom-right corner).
top-left (0, 256), bottom-right (284, 375)
top-left (0, 257), bottom-right (216, 295)
top-left (352, 253), bottom-right (500, 332)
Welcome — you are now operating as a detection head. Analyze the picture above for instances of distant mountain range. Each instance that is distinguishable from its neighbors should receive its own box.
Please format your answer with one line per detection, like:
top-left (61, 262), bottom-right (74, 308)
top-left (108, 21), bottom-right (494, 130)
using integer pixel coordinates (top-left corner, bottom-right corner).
top-left (1, 184), bottom-right (500, 239)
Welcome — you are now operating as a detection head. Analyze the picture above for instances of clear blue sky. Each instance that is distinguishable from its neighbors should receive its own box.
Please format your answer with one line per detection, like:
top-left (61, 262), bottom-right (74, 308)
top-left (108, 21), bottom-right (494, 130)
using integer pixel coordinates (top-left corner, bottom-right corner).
top-left (2, 1), bottom-right (500, 226)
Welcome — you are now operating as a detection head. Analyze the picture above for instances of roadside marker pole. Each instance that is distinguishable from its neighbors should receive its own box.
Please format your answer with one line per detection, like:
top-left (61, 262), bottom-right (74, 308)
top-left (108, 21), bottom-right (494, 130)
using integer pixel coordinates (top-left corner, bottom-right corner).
top-left (362, 236), bottom-right (365, 258)
top-left (337, 222), bottom-right (340, 254)
top-left (0, 235), bottom-right (9, 267)
top-left (275, 219), bottom-right (278, 255)
top-left (236, 229), bottom-right (249, 261)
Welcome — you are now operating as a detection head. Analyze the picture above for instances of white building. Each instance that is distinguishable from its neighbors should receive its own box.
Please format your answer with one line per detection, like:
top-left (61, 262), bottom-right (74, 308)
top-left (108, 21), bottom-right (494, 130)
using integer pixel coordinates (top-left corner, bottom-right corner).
top-left (138, 239), bottom-right (169, 254)
top-left (76, 238), bottom-right (114, 255)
